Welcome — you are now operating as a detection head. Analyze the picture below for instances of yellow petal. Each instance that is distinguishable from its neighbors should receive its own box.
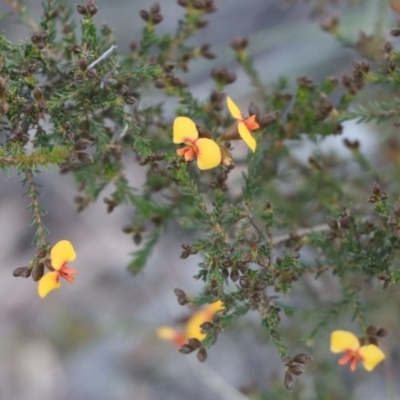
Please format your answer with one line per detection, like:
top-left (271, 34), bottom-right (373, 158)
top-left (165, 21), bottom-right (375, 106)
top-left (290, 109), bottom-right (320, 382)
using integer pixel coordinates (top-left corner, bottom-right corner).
top-left (196, 138), bottom-right (221, 170)
top-left (51, 240), bottom-right (76, 270)
top-left (206, 300), bottom-right (224, 314)
top-left (185, 310), bottom-right (209, 341)
top-left (330, 330), bottom-right (360, 353)
top-left (38, 271), bottom-right (61, 298)
top-left (238, 122), bottom-right (256, 152)
top-left (173, 117), bottom-right (198, 144)
top-left (359, 344), bottom-right (385, 371)
top-left (226, 96), bottom-right (243, 120)
top-left (157, 326), bottom-right (178, 341)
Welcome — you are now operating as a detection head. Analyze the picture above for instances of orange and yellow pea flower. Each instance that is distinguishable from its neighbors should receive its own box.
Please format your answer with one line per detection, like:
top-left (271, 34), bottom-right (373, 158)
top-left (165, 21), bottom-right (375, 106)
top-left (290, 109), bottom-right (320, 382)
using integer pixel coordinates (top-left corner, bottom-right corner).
top-left (226, 96), bottom-right (259, 152)
top-left (173, 116), bottom-right (221, 170)
top-left (157, 300), bottom-right (224, 347)
top-left (38, 240), bottom-right (77, 298)
top-left (330, 330), bottom-right (385, 372)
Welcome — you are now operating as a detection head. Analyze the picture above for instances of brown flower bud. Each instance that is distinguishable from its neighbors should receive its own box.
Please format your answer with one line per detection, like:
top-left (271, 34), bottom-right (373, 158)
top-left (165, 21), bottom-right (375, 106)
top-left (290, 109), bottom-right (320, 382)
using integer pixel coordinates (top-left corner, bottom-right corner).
top-left (36, 248), bottom-right (48, 259)
top-left (174, 288), bottom-right (186, 298)
top-left (177, 0), bottom-right (188, 7)
top-left (77, 152), bottom-right (93, 163)
top-left (230, 269), bottom-right (239, 282)
top-left (87, 0), bottom-right (98, 16)
top-left (239, 275), bottom-right (249, 288)
top-left (154, 79), bottom-right (165, 89)
top-left (256, 254), bottom-right (270, 268)
top-left (152, 13), bottom-right (163, 25)
top-left (73, 138), bottom-right (92, 151)
top-left (289, 364), bottom-right (305, 376)
top-left (366, 325), bottom-right (378, 336)
top-left (122, 225), bottom-right (133, 234)
top-left (86, 69), bottom-right (97, 79)
top-left (124, 96), bottom-right (136, 105)
top-left (13, 267), bottom-right (30, 277)
top-left (252, 293), bottom-right (262, 302)
top-left (292, 353), bottom-right (313, 364)
top-left (376, 327), bottom-right (388, 337)
top-left (284, 370), bottom-right (294, 391)
top-left (139, 9), bottom-right (150, 22)
top-left (178, 296), bottom-right (189, 305)
top-left (200, 322), bottom-right (213, 332)
top-left (372, 182), bottom-right (381, 195)
top-left (231, 37), bottom-right (248, 52)
top-left (32, 86), bottom-right (43, 101)
top-left (39, 31), bottom-right (49, 41)
top-left (31, 262), bottom-right (45, 281)
top-left (76, 4), bottom-right (87, 15)
top-left (188, 338), bottom-right (201, 349)
top-left (179, 344), bottom-right (195, 354)
top-left (197, 348), bottom-right (207, 362)
top-left (78, 58), bottom-right (88, 71)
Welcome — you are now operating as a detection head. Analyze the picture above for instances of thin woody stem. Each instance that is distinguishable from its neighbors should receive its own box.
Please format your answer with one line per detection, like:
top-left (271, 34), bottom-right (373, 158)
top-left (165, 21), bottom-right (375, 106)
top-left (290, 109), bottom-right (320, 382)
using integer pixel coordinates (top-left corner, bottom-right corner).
top-left (272, 224), bottom-right (330, 245)
top-left (23, 168), bottom-right (48, 247)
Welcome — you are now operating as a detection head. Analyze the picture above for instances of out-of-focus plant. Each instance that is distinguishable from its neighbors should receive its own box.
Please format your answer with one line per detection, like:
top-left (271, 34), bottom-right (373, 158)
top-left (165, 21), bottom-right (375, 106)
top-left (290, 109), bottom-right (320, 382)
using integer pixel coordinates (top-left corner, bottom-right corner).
top-left (5, 0), bottom-right (400, 395)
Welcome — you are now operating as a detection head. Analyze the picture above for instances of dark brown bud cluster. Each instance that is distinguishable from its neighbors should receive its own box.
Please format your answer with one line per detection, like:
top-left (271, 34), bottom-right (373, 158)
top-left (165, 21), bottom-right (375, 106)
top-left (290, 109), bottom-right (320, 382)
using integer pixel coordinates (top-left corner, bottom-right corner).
top-left (103, 197), bottom-right (119, 213)
top-left (67, 137), bottom-right (93, 164)
top-left (74, 195), bottom-right (91, 212)
top-left (180, 243), bottom-right (197, 259)
top-left (368, 182), bottom-right (388, 204)
top-left (359, 325), bottom-right (388, 347)
top-left (231, 37), bottom-right (248, 53)
top-left (179, 339), bottom-right (208, 362)
top-left (122, 224), bottom-right (145, 245)
top-left (199, 43), bottom-right (215, 60)
top-left (176, 0), bottom-right (217, 13)
top-left (76, 0), bottom-right (98, 17)
top-left (209, 169), bottom-right (230, 191)
top-left (139, 3), bottom-right (163, 25)
top-left (13, 246), bottom-right (49, 281)
top-left (174, 288), bottom-right (189, 305)
top-left (137, 152), bottom-right (166, 178)
top-left (30, 30), bottom-right (49, 50)
top-left (341, 61), bottom-right (366, 95)
top-left (283, 353), bottom-right (313, 391)
top-left (325, 209), bottom-right (352, 240)
top-left (211, 68), bottom-right (236, 85)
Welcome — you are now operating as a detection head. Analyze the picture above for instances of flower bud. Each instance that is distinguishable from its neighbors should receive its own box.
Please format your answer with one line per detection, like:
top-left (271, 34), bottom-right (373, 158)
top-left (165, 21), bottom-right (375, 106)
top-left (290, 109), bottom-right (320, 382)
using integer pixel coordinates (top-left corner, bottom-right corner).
top-left (292, 353), bottom-right (313, 364)
top-left (179, 344), bottom-right (195, 354)
top-left (197, 348), bottom-right (207, 362)
top-left (31, 262), bottom-right (45, 281)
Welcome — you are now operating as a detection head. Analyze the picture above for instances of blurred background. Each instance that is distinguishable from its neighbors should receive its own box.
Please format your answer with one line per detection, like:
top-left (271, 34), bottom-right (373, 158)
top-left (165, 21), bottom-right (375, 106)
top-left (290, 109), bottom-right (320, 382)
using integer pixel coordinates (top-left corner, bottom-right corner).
top-left (0, 0), bottom-right (399, 399)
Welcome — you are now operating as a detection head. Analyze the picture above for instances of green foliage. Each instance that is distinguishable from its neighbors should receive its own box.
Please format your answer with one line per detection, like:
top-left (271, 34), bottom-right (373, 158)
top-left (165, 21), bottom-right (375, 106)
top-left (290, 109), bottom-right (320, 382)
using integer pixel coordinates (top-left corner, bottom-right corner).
top-left (4, 0), bottom-right (400, 395)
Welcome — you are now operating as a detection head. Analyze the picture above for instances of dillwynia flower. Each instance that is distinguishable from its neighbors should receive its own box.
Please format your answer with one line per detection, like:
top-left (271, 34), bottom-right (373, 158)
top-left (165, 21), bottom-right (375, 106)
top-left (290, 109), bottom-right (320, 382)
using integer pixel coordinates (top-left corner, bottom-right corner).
top-left (38, 240), bottom-right (77, 298)
top-left (226, 96), bottom-right (259, 152)
top-left (173, 116), bottom-right (221, 170)
top-left (330, 330), bottom-right (385, 371)
top-left (157, 300), bottom-right (224, 347)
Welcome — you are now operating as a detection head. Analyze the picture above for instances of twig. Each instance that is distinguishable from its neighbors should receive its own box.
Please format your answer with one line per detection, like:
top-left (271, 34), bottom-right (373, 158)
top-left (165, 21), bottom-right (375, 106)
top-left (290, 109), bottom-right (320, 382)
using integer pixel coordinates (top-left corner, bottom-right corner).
top-left (88, 44), bottom-right (117, 69)
top-left (23, 168), bottom-right (48, 246)
top-left (272, 224), bottom-right (330, 246)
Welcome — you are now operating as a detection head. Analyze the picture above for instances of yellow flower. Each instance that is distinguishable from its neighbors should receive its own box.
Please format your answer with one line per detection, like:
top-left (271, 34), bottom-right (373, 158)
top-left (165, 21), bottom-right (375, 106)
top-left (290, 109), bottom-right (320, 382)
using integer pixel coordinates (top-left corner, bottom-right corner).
top-left (226, 96), bottom-right (259, 152)
top-left (157, 300), bottom-right (224, 346)
top-left (330, 330), bottom-right (385, 371)
top-left (38, 240), bottom-right (77, 298)
top-left (173, 116), bottom-right (221, 170)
